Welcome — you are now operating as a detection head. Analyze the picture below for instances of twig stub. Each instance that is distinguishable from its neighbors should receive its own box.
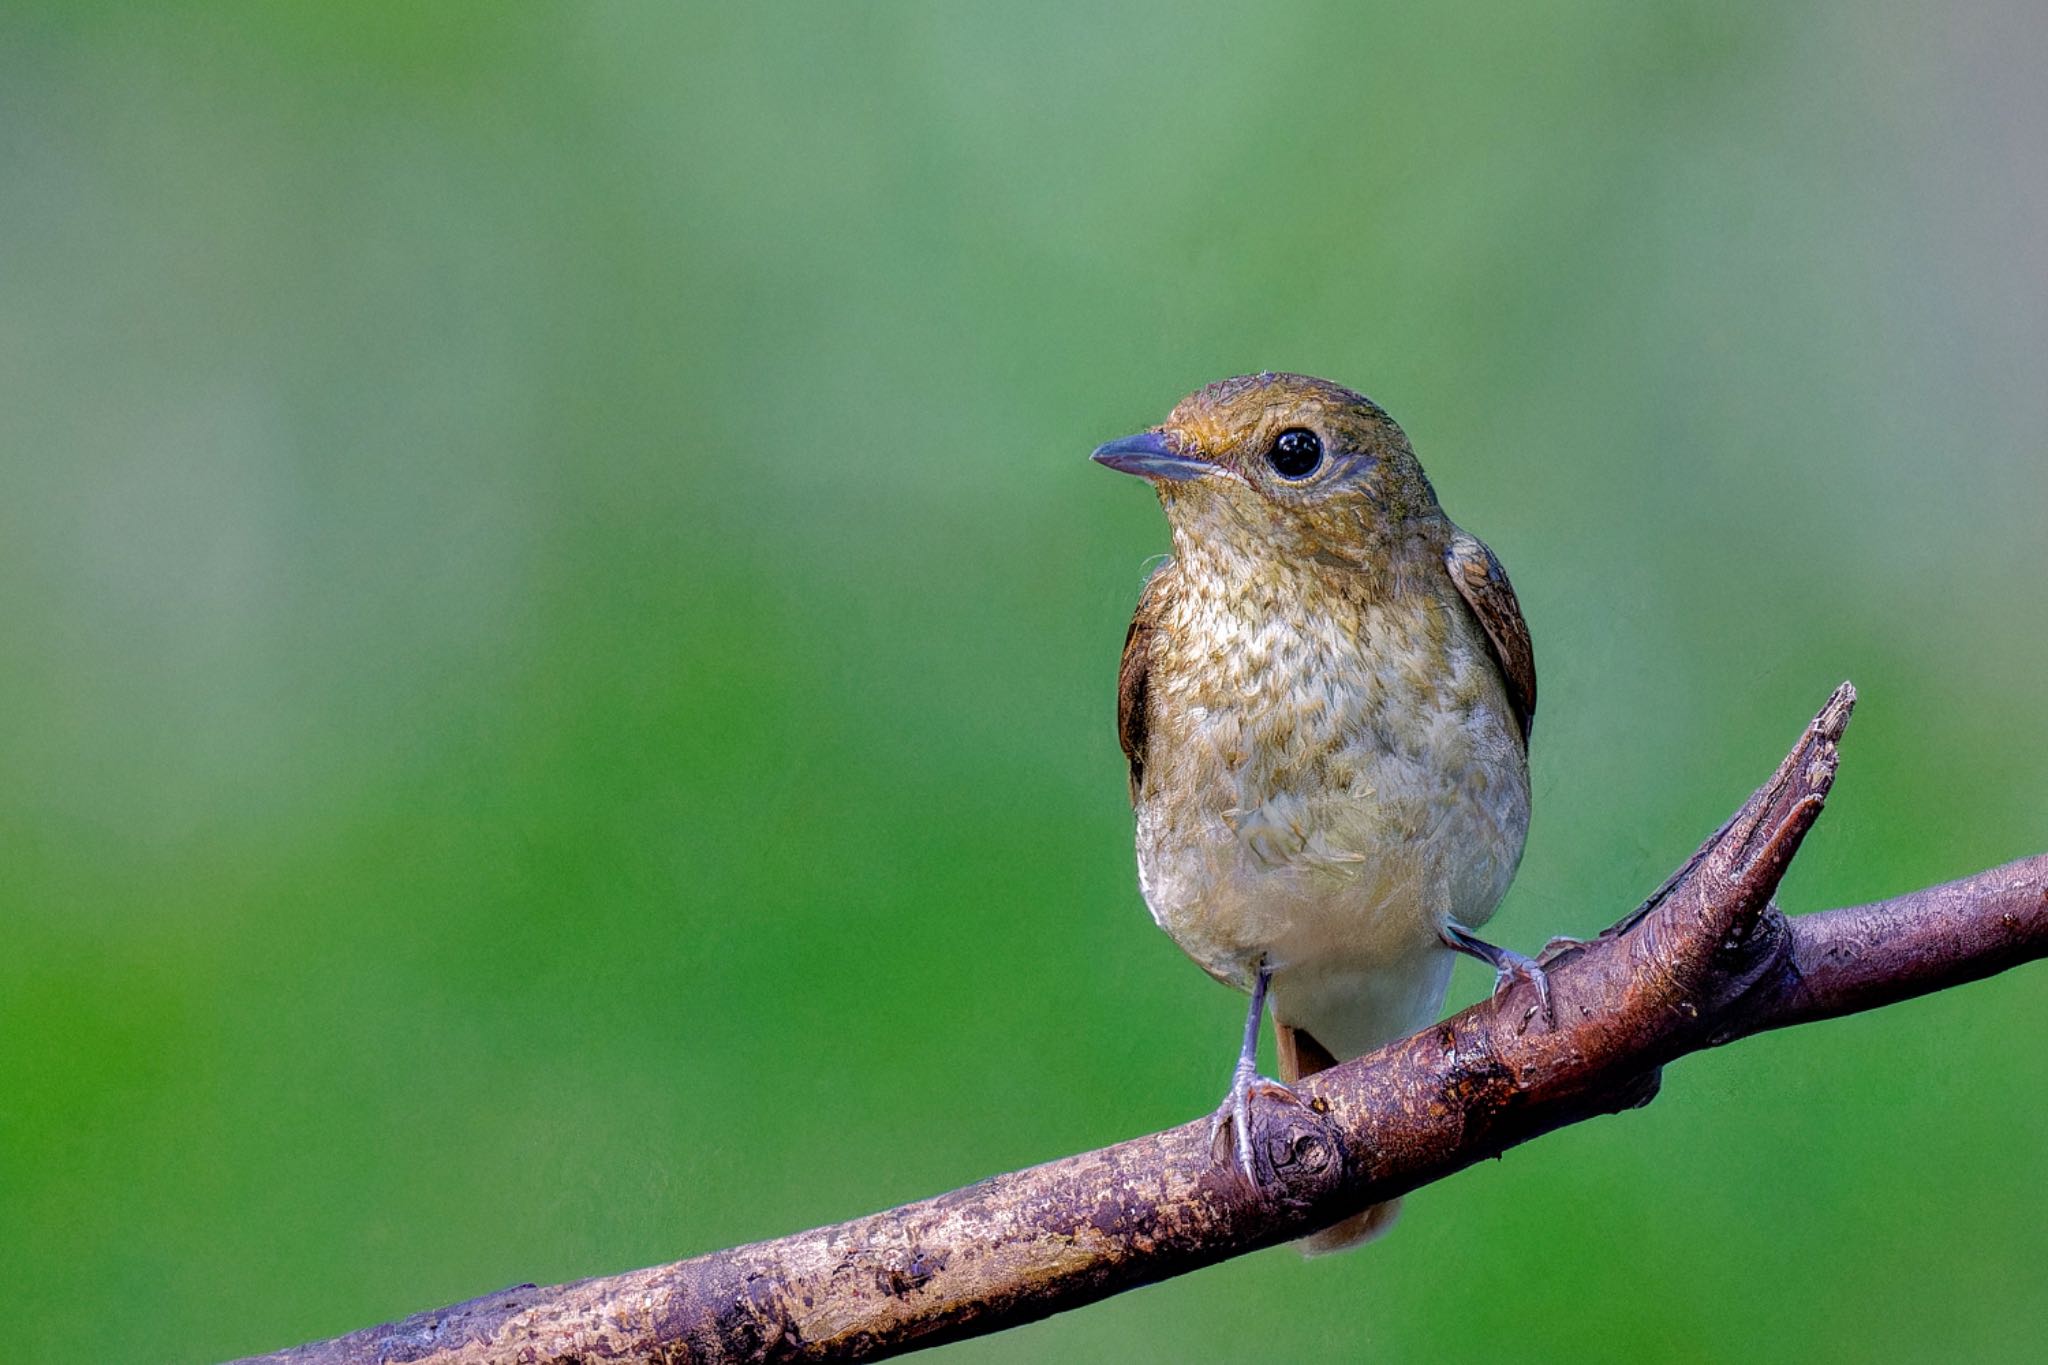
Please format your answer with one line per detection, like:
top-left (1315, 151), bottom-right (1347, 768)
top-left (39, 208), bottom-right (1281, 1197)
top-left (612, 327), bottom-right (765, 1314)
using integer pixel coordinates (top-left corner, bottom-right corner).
top-left (231, 684), bottom-right (2047, 1365)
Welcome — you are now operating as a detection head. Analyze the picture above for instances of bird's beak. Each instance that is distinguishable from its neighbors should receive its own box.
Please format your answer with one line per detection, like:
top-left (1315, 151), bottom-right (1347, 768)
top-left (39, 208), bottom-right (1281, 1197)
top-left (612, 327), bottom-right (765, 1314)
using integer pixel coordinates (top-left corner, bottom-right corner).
top-left (1090, 430), bottom-right (1210, 482)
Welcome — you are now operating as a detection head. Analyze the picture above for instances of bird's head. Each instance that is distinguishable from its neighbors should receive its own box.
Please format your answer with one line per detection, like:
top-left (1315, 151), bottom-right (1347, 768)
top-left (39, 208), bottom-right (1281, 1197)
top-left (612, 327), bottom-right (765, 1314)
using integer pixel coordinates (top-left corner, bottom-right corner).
top-left (1092, 373), bottom-right (1440, 566)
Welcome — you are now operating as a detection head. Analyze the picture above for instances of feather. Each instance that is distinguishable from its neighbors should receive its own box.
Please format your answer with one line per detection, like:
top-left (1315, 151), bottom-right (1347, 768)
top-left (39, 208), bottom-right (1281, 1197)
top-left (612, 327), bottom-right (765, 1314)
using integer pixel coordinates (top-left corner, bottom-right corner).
top-left (1443, 525), bottom-right (1536, 742)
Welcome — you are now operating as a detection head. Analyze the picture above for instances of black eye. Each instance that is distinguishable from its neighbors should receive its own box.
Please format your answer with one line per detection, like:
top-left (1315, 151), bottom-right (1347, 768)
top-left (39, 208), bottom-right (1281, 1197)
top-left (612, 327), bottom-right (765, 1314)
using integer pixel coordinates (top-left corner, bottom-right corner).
top-left (1265, 428), bottom-right (1323, 479)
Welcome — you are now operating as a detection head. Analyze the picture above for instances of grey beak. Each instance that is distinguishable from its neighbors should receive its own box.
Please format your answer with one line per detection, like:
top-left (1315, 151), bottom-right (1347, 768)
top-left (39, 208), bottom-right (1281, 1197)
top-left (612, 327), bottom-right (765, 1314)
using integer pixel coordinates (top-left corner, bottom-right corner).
top-left (1090, 431), bottom-right (1210, 482)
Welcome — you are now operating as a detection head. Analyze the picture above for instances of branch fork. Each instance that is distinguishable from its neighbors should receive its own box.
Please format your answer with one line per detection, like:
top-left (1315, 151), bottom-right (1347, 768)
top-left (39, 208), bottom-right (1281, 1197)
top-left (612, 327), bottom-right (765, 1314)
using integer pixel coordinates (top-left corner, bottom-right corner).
top-left (234, 683), bottom-right (2047, 1365)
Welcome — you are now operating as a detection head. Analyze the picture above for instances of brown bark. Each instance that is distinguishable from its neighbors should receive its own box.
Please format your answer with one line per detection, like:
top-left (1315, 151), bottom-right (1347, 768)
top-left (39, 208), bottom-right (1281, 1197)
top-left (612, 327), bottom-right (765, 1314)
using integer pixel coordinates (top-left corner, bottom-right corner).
top-left (231, 684), bottom-right (2048, 1365)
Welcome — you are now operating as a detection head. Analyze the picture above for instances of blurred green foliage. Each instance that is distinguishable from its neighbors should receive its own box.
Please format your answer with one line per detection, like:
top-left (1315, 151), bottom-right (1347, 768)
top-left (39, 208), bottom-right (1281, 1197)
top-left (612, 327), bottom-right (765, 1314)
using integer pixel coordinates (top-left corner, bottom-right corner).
top-left (2, 3), bottom-right (2044, 1361)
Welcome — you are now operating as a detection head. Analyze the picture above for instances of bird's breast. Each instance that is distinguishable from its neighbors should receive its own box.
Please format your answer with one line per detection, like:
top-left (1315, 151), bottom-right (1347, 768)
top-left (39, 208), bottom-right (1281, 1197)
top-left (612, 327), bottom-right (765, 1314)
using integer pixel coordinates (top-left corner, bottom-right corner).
top-left (1132, 551), bottom-right (1530, 996)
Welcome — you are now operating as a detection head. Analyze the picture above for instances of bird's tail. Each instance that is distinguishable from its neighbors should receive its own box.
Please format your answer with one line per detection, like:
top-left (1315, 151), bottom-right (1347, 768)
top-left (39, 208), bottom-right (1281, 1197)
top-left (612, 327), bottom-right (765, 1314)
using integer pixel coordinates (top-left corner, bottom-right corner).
top-left (1275, 1022), bottom-right (1401, 1255)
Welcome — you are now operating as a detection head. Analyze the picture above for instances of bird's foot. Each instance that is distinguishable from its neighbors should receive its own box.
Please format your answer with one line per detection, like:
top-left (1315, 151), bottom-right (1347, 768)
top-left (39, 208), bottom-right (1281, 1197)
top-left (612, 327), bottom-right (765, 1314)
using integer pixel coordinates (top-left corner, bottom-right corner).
top-left (1486, 945), bottom-right (1554, 1030)
top-left (1443, 920), bottom-right (1556, 1032)
top-left (1208, 1056), bottom-right (1304, 1181)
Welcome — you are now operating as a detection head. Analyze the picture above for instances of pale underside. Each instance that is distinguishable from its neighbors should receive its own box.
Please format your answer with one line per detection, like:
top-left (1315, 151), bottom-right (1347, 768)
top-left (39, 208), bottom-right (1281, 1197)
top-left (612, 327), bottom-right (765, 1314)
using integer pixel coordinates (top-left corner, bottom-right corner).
top-left (1132, 529), bottom-right (1531, 1061)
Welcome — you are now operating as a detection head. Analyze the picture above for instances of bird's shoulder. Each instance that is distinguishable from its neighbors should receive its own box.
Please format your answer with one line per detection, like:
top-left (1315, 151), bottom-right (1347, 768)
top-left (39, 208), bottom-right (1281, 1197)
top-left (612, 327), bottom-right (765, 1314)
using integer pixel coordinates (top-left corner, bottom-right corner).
top-left (1117, 560), bottom-right (1178, 805)
top-left (1441, 523), bottom-right (1536, 742)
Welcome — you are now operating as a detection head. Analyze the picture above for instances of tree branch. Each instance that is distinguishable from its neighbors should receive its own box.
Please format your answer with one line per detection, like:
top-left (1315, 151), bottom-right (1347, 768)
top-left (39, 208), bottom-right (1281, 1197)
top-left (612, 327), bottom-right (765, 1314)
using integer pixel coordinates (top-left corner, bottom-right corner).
top-left (232, 684), bottom-right (2048, 1365)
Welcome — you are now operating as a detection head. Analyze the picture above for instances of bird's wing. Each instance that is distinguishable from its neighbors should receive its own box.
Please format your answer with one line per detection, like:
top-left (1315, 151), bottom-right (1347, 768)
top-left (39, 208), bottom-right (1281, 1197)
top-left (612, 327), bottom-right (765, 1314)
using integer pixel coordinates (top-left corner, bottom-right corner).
top-left (1117, 563), bottom-right (1173, 804)
top-left (1444, 525), bottom-right (1536, 742)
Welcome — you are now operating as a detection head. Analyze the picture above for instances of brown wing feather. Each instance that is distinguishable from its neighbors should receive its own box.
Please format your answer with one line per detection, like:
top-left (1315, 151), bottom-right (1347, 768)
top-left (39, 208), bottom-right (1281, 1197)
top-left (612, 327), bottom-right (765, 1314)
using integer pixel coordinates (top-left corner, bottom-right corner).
top-left (1116, 564), bottom-right (1173, 804)
top-left (1444, 526), bottom-right (1536, 742)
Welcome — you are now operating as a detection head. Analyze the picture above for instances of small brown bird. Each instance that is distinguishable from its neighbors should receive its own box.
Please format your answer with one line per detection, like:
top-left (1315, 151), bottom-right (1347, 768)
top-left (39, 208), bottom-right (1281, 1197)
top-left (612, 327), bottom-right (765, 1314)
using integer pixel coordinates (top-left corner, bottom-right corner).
top-left (1094, 373), bottom-right (1542, 1252)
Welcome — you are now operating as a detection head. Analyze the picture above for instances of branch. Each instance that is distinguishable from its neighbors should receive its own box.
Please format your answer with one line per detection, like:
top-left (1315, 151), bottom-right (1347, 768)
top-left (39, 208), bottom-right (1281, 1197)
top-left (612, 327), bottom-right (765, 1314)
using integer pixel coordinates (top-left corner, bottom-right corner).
top-left (232, 684), bottom-right (2048, 1365)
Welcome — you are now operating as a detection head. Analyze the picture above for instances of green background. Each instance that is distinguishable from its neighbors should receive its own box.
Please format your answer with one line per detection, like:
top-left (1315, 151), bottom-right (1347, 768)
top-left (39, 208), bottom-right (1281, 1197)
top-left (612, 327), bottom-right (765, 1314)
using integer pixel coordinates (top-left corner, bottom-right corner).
top-left (4, 3), bottom-right (2044, 1361)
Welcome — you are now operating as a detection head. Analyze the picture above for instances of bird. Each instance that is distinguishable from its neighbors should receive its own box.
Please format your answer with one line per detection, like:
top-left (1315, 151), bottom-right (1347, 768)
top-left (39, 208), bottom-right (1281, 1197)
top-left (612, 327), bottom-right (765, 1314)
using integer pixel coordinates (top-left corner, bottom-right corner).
top-left (1093, 372), bottom-right (1541, 1252)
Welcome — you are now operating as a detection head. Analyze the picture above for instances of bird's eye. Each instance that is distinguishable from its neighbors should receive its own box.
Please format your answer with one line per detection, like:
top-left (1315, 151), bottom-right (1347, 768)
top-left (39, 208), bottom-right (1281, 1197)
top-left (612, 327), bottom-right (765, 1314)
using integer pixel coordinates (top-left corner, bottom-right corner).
top-left (1265, 428), bottom-right (1323, 479)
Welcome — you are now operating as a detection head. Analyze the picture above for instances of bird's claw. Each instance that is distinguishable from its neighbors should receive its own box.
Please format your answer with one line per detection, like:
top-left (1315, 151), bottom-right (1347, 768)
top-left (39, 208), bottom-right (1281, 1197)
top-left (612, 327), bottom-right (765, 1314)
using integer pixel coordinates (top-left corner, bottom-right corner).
top-left (1489, 947), bottom-right (1554, 1031)
top-left (1208, 1058), bottom-right (1303, 1180)
top-left (1443, 920), bottom-right (1556, 1033)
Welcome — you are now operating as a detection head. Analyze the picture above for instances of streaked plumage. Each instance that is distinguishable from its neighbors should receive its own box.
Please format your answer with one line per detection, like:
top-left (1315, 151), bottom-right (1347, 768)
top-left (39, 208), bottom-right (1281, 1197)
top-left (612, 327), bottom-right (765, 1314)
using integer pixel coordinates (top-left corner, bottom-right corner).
top-left (1096, 372), bottom-right (1537, 1251)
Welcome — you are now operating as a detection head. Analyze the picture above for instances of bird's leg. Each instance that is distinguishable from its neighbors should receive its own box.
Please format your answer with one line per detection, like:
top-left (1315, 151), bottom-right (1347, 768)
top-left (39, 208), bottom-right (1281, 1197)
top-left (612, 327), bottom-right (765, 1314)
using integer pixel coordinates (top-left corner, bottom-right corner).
top-left (1442, 920), bottom-right (1554, 1029)
top-left (1207, 958), bottom-right (1300, 1180)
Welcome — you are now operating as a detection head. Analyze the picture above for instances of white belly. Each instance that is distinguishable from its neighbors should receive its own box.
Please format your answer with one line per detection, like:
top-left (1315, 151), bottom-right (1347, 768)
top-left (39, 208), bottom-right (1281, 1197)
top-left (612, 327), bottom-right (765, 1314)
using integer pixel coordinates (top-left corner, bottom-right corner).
top-left (1133, 586), bottom-right (1530, 1060)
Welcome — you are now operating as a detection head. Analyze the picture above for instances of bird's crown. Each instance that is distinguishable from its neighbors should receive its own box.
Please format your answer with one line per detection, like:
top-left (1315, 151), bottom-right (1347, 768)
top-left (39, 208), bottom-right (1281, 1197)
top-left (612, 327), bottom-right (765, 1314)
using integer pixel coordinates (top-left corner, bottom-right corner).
top-left (1093, 373), bottom-right (1441, 561)
top-left (1169, 372), bottom-right (1433, 510)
